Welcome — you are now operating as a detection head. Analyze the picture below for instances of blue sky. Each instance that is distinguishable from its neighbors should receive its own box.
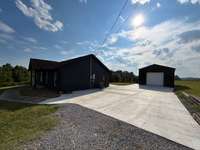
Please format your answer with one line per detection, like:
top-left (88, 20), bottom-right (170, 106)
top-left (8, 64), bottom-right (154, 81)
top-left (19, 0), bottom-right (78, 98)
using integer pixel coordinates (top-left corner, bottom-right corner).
top-left (0, 0), bottom-right (200, 77)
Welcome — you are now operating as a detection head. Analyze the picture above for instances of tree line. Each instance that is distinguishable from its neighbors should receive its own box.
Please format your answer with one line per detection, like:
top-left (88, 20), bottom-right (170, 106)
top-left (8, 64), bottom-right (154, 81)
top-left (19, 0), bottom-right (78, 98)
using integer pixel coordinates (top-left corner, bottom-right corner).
top-left (110, 70), bottom-right (138, 83)
top-left (0, 63), bottom-right (30, 87)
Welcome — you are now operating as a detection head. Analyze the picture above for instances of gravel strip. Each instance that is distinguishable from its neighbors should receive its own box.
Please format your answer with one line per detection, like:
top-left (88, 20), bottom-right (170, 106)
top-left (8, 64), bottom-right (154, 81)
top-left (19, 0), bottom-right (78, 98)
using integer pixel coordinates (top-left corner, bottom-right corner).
top-left (22, 104), bottom-right (192, 150)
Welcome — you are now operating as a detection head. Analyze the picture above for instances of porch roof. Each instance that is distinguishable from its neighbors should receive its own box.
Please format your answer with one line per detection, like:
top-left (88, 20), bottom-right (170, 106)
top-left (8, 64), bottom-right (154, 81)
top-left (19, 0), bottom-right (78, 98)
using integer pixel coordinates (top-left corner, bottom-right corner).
top-left (29, 58), bottom-right (59, 70)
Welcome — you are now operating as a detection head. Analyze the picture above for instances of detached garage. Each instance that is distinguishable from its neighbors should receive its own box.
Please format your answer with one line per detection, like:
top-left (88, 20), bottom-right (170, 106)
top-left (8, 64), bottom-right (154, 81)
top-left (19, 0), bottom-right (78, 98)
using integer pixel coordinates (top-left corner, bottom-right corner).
top-left (139, 64), bottom-right (175, 88)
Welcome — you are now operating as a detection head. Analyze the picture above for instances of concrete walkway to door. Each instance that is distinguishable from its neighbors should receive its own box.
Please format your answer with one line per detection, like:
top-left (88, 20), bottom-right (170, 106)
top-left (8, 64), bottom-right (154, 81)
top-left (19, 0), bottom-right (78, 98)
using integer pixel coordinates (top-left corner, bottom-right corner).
top-left (41, 84), bottom-right (200, 150)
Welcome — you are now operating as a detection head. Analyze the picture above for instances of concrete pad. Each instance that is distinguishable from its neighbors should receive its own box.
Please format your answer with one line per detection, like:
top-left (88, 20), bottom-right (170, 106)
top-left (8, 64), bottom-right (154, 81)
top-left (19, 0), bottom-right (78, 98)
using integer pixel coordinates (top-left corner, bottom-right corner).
top-left (41, 84), bottom-right (200, 150)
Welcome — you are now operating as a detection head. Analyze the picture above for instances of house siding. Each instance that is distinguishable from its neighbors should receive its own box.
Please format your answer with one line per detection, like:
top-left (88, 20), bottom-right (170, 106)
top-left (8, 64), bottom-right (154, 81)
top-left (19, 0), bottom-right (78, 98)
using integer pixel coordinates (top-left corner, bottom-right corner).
top-left (58, 56), bottom-right (90, 92)
top-left (29, 54), bottom-right (110, 92)
top-left (91, 56), bottom-right (110, 88)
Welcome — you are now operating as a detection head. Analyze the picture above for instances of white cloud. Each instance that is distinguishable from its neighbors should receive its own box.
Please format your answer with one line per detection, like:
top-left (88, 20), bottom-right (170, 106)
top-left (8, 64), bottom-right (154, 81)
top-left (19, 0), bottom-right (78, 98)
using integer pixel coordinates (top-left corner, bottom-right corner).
top-left (24, 37), bottom-right (37, 43)
top-left (0, 31), bottom-right (15, 45)
top-left (32, 46), bottom-right (47, 50)
top-left (0, 33), bottom-right (15, 41)
top-left (120, 16), bottom-right (125, 23)
top-left (23, 46), bottom-right (47, 53)
top-left (76, 40), bottom-right (100, 51)
top-left (131, 0), bottom-right (150, 5)
top-left (60, 50), bottom-right (68, 55)
top-left (0, 21), bottom-right (15, 33)
top-left (15, 0), bottom-right (63, 32)
top-left (106, 35), bottom-right (118, 46)
top-left (76, 41), bottom-right (91, 45)
top-left (60, 40), bottom-right (68, 44)
top-left (0, 39), bottom-right (7, 44)
top-left (24, 48), bottom-right (32, 52)
top-left (156, 2), bottom-right (161, 8)
top-left (54, 44), bottom-right (62, 49)
top-left (79, 0), bottom-right (87, 4)
top-left (100, 19), bottom-right (200, 77)
top-left (177, 0), bottom-right (200, 4)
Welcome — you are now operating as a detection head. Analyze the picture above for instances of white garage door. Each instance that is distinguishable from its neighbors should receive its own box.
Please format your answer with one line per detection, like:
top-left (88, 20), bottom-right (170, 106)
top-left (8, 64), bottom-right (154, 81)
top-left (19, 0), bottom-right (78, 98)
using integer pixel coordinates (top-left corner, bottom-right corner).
top-left (146, 72), bottom-right (164, 86)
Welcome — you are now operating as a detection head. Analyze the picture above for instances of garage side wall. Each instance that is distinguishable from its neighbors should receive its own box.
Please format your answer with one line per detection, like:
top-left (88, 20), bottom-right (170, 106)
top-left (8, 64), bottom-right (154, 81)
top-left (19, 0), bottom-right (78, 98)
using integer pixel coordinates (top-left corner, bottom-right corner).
top-left (139, 69), bottom-right (146, 85)
top-left (164, 69), bottom-right (175, 87)
top-left (139, 66), bottom-right (175, 88)
top-left (58, 57), bottom-right (90, 92)
top-left (92, 57), bottom-right (110, 88)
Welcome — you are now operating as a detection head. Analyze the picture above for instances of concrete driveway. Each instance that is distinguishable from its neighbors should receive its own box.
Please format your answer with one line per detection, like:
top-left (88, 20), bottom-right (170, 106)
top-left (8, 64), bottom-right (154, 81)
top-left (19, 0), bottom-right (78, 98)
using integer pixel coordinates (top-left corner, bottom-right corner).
top-left (41, 84), bottom-right (200, 150)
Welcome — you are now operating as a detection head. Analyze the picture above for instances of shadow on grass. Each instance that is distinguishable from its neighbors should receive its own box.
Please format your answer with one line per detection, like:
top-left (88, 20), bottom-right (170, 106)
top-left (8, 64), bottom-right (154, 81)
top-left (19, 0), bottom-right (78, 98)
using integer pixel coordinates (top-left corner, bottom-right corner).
top-left (175, 85), bottom-right (191, 92)
top-left (0, 101), bottom-right (37, 111)
top-left (19, 86), bottom-right (60, 98)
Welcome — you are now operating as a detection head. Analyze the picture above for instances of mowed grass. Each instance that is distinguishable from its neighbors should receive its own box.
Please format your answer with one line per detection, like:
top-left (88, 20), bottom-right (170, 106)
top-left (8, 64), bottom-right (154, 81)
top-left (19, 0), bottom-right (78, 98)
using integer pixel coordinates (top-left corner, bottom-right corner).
top-left (19, 86), bottom-right (60, 99)
top-left (175, 80), bottom-right (200, 97)
top-left (0, 89), bottom-right (5, 95)
top-left (0, 101), bottom-right (58, 150)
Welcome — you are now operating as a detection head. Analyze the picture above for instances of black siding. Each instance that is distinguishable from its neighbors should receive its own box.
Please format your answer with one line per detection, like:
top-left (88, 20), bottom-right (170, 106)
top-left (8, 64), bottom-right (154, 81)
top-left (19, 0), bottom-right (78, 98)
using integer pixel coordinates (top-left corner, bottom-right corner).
top-left (139, 65), bottom-right (175, 88)
top-left (58, 56), bottom-right (90, 92)
top-left (29, 54), bottom-right (110, 92)
top-left (91, 56), bottom-right (110, 88)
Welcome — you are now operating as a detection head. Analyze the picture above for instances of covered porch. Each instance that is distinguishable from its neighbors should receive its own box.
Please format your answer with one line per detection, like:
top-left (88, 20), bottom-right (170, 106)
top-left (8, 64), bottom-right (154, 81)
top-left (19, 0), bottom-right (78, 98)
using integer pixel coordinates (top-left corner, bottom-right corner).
top-left (29, 58), bottom-right (60, 89)
top-left (31, 70), bottom-right (58, 89)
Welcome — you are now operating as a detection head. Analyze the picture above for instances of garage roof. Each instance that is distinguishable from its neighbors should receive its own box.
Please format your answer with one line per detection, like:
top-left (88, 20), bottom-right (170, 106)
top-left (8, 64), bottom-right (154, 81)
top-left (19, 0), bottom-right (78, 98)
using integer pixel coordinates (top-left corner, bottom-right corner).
top-left (139, 64), bottom-right (175, 71)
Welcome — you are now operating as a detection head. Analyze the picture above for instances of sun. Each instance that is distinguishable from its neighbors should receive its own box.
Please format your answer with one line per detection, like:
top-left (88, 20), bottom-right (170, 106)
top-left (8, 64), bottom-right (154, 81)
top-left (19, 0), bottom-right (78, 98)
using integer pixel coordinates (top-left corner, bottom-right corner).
top-left (131, 14), bottom-right (145, 28)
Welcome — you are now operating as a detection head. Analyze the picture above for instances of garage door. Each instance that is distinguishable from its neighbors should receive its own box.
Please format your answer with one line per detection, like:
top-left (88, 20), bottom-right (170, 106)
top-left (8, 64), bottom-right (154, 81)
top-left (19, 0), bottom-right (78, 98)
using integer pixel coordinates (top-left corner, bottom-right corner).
top-left (146, 72), bottom-right (164, 86)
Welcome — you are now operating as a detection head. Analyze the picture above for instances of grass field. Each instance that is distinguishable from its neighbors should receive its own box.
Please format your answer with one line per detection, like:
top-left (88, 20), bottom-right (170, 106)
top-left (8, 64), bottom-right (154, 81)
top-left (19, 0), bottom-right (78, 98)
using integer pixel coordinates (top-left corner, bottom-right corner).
top-left (0, 101), bottom-right (58, 150)
top-left (175, 80), bottom-right (200, 97)
top-left (175, 80), bottom-right (200, 124)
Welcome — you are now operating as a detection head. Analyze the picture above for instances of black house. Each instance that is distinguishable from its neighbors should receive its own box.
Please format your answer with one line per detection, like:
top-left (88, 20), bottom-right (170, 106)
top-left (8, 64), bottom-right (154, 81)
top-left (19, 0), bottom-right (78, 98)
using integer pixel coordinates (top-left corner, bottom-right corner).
top-left (29, 54), bottom-right (110, 92)
top-left (139, 64), bottom-right (175, 88)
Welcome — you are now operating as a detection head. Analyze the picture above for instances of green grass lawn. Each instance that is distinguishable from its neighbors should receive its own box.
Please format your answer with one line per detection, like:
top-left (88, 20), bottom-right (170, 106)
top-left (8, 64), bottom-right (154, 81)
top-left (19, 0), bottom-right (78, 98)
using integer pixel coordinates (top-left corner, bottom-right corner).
top-left (19, 86), bottom-right (60, 99)
top-left (175, 80), bottom-right (200, 124)
top-left (0, 81), bottom-right (30, 88)
top-left (0, 101), bottom-right (58, 150)
top-left (111, 82), bottom-right (135, 85)
top-left (0, 89), bottom-right (5, 95)
top-left (175, 80), bottom-right (200, 97)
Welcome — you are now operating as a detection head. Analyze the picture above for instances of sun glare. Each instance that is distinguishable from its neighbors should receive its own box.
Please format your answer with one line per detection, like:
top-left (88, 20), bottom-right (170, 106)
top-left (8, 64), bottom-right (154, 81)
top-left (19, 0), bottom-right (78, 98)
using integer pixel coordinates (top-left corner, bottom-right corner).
top-left (131, 14), bottom-right (144, 28)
